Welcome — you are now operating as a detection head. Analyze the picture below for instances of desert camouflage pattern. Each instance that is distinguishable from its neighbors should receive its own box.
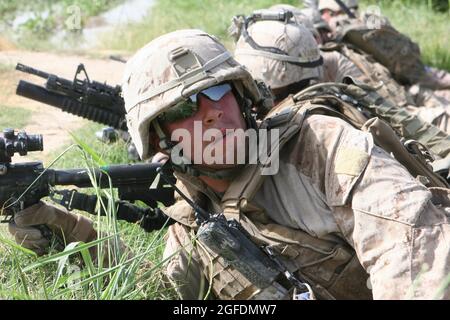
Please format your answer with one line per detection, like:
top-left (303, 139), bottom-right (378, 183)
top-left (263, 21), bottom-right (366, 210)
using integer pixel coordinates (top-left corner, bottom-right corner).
top-left (321, 43), bottom-right (415, 107)
top-left (319, 50), bottom-right (364, 83)
top-left (234, 19), bottom-right (322, 89)
top-left (408, 85), bottom-right (450, 134)
top-left (122, 29), bottom-right (262, 160)
top-left (233, 16), bottom-right (450, 157)
top-left (325, 9), bottom-right (450, 91)
top-left (329, 15), bottom-right (425, 85)
top-left (162, 100), bottom-right (450, 299)
top-left (300, 7), bottom-right (332, 34)
top-left (268, 4), bottom-right (323, 38)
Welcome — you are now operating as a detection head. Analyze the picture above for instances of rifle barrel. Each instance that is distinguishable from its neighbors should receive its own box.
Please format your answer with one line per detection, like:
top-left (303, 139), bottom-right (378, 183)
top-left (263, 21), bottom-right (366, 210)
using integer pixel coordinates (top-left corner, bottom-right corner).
top-left (16, 63), bottom-right (51, 79)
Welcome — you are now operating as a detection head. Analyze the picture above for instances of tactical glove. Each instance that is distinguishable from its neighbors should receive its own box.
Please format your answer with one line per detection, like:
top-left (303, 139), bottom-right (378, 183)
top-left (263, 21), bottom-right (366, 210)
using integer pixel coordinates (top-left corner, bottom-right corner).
top-left (8, 201), bottom-right (96, 256)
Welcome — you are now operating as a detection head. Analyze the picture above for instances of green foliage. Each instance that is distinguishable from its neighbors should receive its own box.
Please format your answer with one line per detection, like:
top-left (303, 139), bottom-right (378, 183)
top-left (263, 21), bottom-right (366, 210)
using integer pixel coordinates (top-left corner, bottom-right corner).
top-left (47, 122), bottom-right (130, 168)
top-left (0, 122), bottom-right (176, 299)
top-left (101, 0), bottom-right (299, 51)
top-left (100, 0), bottom-right (449, 71)
top-left (0, 105), bottom-right (33, 129)
top-left (0, 0), bottom-right (125, 50)
top-left (0, 0), bottom-right (52, 18)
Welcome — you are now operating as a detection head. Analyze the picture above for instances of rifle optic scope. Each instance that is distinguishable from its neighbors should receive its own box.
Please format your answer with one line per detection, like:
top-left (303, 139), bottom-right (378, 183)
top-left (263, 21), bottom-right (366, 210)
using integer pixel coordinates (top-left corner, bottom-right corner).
top-left (0, 128), bottom-right (43, 161)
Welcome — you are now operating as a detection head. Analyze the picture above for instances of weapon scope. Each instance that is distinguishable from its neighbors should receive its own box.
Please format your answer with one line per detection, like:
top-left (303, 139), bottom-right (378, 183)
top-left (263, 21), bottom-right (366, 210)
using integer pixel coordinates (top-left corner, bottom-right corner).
top-left (0, 129), bottom-right (43, 163)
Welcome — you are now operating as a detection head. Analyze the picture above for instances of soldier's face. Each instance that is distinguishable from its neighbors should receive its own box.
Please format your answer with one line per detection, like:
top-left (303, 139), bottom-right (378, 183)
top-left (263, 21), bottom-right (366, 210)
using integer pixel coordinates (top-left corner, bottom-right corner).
top-left (321, 9), bottom-right (343, 23)
top-left (162, 87), bottom-right (247, 169)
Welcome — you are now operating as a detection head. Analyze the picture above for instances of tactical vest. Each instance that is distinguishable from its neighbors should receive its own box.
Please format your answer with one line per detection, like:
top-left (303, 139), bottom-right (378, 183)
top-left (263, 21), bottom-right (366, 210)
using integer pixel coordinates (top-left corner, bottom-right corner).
top-left (168, 86), bottom-right (448, 300)
top-left (333, 17), bottom-right (425, 86)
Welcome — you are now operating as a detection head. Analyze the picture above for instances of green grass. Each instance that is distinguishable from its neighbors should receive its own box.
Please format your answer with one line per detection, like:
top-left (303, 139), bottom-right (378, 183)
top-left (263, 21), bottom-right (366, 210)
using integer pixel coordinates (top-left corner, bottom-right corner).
top-left (46, 122), bottom-right (131, 168)
top-left (0, 121), bottom-right (177, 299)
top-left (0, 105), bottom-right (33, 129)
top-left (0, 0), bottom-right (125, 24)
top-left (100, 0), bottom-right (300, 51)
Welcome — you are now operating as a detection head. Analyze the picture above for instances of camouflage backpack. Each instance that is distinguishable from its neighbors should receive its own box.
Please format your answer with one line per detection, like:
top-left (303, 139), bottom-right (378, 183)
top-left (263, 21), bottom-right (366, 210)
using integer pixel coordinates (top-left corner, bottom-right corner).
top-left (332, 15), bottom-right (426, 85)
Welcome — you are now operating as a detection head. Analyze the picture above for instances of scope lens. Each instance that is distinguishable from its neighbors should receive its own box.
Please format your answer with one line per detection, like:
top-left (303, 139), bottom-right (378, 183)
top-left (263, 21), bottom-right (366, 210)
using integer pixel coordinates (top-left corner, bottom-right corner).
top-left (26, 134), bottom-right (44, 152)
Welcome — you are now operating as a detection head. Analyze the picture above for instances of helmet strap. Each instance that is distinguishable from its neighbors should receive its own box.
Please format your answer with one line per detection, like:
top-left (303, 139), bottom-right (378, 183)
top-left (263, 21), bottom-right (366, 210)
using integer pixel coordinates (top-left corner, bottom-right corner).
top-left (152, 120), bottom-right (173, 151)
top-left (152, 115), bottom-right (248, 180)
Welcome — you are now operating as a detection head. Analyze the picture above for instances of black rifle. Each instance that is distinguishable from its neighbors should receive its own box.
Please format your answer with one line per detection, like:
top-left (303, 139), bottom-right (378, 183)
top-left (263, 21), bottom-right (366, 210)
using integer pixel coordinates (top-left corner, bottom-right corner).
top-left (0, 129), bottom-right (175, 236)
top-left (15, 63), bottom-right (127, 131)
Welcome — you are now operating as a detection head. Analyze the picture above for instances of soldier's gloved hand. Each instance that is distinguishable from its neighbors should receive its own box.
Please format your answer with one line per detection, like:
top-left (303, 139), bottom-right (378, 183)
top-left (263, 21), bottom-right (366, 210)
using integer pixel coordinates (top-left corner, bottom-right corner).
top-left (8, 201), bottom-right (96, 256)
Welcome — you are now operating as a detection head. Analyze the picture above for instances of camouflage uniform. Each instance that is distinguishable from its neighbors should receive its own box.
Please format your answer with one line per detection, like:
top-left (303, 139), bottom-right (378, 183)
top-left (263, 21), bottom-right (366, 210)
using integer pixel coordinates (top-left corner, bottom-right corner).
top-left (319, 42), bottom-right (450, 135)
top-left (122, 29), bottom-right (450, 300)
top-left (319, 0), bottom-right (450, 91)
top-left (319, 50), bottom-right (364, 83)
top-left (232, 12), bottom-right (450, 158)
top-left (160, 99), bottom-right (450, 300)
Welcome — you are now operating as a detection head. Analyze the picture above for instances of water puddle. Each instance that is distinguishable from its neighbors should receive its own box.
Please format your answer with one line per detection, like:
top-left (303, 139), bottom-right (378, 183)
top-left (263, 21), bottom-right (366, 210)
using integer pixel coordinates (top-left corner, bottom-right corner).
top-left (75, 0), bottom-right (155, 49)
top-left (5, 0), bottom-right (155, 50)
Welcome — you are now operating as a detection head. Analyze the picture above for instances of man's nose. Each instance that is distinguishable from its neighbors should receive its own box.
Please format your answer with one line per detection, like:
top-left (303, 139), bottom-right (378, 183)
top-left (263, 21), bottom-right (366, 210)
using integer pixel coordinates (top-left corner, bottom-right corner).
top-left (203, 105), bottom-right (223, 126)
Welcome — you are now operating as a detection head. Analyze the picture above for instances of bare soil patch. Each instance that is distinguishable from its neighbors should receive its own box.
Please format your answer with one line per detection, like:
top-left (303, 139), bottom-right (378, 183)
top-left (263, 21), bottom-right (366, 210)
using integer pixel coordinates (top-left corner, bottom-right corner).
top-left (0, 50), bottom-right (125, 163)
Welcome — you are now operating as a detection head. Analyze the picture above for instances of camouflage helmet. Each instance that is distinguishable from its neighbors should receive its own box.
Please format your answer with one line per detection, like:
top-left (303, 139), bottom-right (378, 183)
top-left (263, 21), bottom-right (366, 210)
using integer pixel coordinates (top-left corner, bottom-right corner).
top-left (122, 29), bottom-right (264, 160)
top-left (268, 5), bottom-right (320, 38)
top-left (268, 4), bottom-right (303, 16)
top-left (269, 5), bottom-right (332, 36)
top-left (318, 0), bottom-right (359, 12)
top-left (234, 11), bottom-right (322, 90)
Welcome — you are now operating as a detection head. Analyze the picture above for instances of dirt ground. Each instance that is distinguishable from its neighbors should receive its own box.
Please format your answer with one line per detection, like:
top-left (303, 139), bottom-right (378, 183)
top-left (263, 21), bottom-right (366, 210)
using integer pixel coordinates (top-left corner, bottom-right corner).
top-left (0, 49), bottom-right (126, 162)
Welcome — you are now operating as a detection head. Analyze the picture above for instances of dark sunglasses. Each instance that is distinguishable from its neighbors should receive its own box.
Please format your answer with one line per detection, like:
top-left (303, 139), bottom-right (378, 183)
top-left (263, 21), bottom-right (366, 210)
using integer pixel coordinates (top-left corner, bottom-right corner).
top-left (158, 83), bottom-right (233, 123)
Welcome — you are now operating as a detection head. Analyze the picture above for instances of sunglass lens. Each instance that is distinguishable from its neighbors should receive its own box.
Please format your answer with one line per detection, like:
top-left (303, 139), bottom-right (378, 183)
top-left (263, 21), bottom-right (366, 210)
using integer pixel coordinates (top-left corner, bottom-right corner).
top-left (189, 83), bottom-right (232, 103)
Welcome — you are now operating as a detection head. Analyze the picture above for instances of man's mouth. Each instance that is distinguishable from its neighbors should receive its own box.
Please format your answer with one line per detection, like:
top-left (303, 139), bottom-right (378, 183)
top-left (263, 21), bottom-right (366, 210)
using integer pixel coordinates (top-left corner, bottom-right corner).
top-left (206, 128), bottom-right (234, 145)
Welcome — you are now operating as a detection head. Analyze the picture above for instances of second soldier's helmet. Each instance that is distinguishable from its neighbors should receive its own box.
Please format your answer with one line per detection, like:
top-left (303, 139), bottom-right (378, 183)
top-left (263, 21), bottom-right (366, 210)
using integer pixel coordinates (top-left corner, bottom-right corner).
top-left (269, 4), bottom-right (332, 37)
top-left (268, 4), bottom-right (321, 38)
top-left (122, 29), bottom-right (268, 160)
top-left (233, 10), bottom-right (323, 90)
